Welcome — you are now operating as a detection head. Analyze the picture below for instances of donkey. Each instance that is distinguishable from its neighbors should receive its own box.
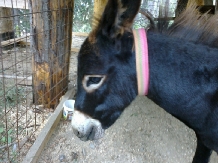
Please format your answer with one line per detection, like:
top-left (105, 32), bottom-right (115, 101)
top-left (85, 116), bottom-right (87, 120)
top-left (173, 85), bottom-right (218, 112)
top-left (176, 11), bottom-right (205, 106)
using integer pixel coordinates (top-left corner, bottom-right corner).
top-left (71, 0), bottom-right (218, 162)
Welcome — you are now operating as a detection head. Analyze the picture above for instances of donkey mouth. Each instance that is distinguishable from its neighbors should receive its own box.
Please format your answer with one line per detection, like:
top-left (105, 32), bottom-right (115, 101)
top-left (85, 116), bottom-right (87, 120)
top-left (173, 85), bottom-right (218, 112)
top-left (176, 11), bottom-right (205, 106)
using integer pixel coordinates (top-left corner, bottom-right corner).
top-left (86, 126), bottom-right (95, 140)
top-left (71, 110), bottom-right (105, 141)
top-left (73, 126), bottom-right (95, 141)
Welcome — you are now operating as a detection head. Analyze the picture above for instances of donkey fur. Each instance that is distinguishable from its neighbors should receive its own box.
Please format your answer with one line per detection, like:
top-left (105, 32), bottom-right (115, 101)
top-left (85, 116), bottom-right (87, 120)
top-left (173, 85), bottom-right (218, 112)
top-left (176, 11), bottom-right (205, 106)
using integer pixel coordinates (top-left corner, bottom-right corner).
top-left (74, 0), bottom-right (218, 162)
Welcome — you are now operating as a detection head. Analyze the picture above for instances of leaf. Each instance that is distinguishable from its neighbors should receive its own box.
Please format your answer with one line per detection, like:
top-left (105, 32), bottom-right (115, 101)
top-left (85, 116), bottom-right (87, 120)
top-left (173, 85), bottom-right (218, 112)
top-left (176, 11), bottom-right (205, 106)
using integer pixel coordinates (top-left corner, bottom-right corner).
top-left (0, 128), bottom-right (4, 133)
top-left (1, 137), bottom-right (6, 142)
top-left (8, 137), bottom-right (12, 144)
top-left (8, 129), bottom-right (13, 134)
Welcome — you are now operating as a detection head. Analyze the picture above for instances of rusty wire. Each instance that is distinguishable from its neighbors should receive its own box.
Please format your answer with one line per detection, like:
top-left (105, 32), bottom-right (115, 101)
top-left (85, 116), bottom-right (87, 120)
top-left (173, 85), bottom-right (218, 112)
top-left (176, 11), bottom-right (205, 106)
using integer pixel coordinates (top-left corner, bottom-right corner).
top-left (0, 0), bottom-right (73, 162)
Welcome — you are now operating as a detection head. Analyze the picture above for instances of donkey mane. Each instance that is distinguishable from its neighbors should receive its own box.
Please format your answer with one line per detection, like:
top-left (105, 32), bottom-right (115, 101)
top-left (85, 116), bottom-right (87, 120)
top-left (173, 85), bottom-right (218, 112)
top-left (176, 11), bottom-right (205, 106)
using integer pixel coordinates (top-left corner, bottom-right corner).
top-left (154, 3), bottom-right (218, 48)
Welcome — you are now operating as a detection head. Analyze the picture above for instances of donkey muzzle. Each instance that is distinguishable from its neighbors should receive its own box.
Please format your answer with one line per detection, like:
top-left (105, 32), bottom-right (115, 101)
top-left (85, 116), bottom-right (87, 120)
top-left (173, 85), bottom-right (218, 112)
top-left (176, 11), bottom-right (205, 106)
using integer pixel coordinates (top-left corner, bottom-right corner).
top-left (71, 110), bottom-right (105, 141)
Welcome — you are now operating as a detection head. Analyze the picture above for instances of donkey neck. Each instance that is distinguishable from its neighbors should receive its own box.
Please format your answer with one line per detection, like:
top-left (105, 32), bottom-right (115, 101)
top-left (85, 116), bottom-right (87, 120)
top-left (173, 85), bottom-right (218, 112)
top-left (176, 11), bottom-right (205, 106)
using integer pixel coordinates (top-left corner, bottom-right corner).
top-left (145, 31), bottom-right (218, 124)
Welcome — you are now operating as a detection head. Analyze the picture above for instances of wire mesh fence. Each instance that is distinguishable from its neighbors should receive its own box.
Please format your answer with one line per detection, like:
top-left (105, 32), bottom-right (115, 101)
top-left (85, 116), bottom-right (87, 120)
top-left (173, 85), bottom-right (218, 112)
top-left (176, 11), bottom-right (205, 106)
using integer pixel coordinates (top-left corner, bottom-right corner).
top-left (0, 0), bottom-right (74, 162)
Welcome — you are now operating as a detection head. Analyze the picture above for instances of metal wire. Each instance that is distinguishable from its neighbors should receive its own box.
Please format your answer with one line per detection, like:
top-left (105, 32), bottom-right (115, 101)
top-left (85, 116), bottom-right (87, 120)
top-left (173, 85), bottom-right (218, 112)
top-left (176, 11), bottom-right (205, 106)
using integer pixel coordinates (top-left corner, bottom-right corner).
top-left (0, 0), bottom-right (73, 162)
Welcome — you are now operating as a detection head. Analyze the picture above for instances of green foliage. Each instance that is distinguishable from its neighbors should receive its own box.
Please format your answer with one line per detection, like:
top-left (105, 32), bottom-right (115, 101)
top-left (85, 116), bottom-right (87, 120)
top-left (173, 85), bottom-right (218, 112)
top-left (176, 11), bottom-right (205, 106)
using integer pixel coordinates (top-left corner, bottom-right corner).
top-left (13, 9), bottom-right (30, 37)
top-left (133, 17), bottom-right (150, 29)
top-left (0, 80), bottom-right (26, 116)
top-left (0, 127), bottom-right (17, 162)
top-left (72, 0), bottom-right (177, 32)
top-left (73, 0), bottom-right (93, 32)
top-left (0, 127), bottom-right (13, 144)
top-left (0, 79), bottom-right (22, 161)
top-left (5, 87), bottom-right (25, 107)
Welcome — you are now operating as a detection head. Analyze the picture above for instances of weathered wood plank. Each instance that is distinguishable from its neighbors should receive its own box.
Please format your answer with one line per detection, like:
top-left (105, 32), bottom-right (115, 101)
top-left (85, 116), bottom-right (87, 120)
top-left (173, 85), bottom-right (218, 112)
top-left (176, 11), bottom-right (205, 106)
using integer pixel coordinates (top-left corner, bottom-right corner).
top-left (71, 47), bottom-right (79, 52)
top-left (72, 32), bottom-right (88, 37)
top-left (0, 7), bottom-right (12, 32)
top-left (1, 34), bottom-right (30, 47)
top-left (1, 32), bottom-right (86, 48)
top-left (0, 75), bottom-right (32, 85)
top-left (0, 0), bottom-right (28, 9)
top-left (2, 38), bottom-right (79, 52)
top-left (22, 88), bottom-right (74, 163)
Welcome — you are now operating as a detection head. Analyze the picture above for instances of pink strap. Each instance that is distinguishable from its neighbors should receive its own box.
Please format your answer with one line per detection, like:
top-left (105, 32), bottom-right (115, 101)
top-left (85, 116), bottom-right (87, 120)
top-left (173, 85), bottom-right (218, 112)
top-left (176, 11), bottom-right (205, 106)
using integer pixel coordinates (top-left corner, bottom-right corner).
top-left (133, 28), bottom-right (149, 95)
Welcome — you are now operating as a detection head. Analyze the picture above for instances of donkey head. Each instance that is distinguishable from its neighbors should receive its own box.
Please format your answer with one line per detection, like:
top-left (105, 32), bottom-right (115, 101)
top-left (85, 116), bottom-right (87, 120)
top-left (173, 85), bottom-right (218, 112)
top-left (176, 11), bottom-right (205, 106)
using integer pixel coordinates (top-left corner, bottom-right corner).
top-left (71, 0), bottom-right (141, 141)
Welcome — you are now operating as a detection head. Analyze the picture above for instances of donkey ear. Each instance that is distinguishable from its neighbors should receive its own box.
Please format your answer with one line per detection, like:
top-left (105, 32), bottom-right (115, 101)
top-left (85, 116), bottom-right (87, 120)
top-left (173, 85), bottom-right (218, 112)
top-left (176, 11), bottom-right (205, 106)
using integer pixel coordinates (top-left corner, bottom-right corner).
top-left (98, 0), bottom-right (141, 38)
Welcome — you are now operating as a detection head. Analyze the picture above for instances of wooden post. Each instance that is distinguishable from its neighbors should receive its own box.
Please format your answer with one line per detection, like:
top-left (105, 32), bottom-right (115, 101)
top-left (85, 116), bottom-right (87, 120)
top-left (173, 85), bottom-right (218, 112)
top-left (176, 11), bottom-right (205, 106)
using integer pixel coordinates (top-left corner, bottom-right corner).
top-left (176, 0), bottom-right (215, 16)
top-left (203, 0), bottom-right (213, 5)
top-left (29, 0), bottom-right (74, 108)
top-left (187, 0), bottom-right (215, 14)
top-left (187, 0), bottom-right (204, 6)
top-left (175, 0), bottom-right (189, 16)
top-left (216, 0), bottom-right (218, 13)
top-left (0, 7), bottom-right (14, 41)
top-left (92, 0), bottom-right (108, 27)
top-left (187, 0), bottom-right (214, 5)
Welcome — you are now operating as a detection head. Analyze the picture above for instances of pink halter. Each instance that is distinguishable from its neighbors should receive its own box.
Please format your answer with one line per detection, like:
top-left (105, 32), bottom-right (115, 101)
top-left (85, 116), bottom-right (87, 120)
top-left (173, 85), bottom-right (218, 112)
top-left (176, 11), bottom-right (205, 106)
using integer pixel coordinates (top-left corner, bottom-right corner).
top-left (133, 28), bottom-right (149, 96)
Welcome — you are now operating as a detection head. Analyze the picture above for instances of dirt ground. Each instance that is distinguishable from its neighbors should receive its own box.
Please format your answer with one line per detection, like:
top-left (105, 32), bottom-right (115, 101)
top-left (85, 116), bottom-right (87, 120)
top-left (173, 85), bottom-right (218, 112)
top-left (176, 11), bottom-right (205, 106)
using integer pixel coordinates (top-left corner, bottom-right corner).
top-left (37, 51), bottom-right (218, 163)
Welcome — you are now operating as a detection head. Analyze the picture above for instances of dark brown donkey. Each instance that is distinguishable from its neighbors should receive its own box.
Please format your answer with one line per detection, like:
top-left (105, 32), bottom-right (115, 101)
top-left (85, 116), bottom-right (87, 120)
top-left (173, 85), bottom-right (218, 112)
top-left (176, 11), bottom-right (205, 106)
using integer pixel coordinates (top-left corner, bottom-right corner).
top-left (71, 0), bottom-right (218, 162)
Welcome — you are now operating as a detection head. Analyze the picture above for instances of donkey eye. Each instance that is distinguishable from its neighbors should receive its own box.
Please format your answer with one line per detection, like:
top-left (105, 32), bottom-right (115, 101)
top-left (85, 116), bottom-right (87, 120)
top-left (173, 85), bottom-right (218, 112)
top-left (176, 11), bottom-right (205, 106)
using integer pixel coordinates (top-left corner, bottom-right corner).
top-left (87, 77), bottom-right (102, 87)
top-left (82, 75), bottom-right (106, 93)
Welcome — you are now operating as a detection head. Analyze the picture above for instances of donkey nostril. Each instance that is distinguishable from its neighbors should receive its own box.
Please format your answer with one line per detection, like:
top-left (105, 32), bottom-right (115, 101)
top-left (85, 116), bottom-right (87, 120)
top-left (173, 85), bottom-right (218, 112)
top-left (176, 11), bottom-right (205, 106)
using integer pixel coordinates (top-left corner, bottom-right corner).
top-left (73, 129), bottom-right (83, 138)
top-left (73, 129), bottom-right (79, 136)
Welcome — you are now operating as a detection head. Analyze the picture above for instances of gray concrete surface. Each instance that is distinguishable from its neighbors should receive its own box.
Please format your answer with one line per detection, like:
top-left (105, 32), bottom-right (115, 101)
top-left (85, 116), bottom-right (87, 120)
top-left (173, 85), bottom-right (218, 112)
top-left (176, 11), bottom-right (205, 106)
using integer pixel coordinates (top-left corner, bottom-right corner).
top-left (38, 96), bottom-right (217, 163)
